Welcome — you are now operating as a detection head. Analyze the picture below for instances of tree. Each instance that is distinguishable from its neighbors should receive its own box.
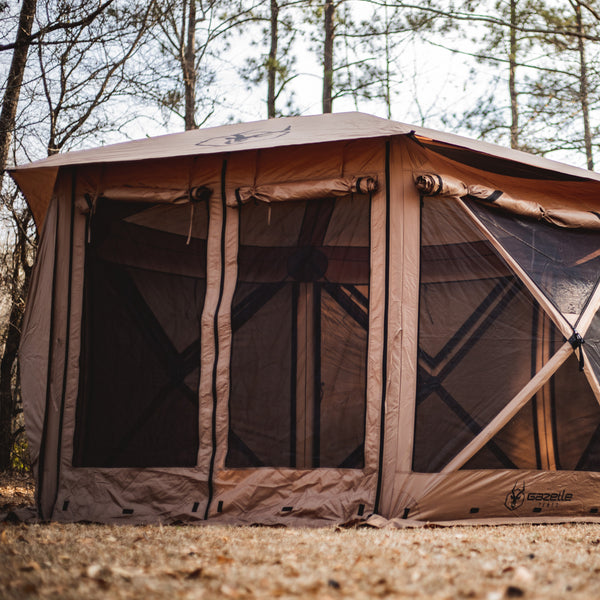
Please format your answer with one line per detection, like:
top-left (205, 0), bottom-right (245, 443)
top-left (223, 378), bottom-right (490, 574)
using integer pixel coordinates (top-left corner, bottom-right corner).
top-left (0, 187), bottom-right (33, 472)
top-left (337, 1), bottom-right (430, 119)
top-left (322, 0), bottom-right (335, 112)
top-left (146, 0), bottom-right (263, 130)
top-left (0, 0), bottom-right (37, 471)
top-left (445, 0), bottom-right (543, 151)
top-left (312, 1), bottom-right (438, 118)
top-left (267, 0), bottom-right (280, 117)
top-left (238, 0), bottom-right (303, 119)
top-left (574, 0), bottom-right (594, 169)
top-left (1, 0), bottom-right (121, 170)
top-left (31, 1), bottom-right (158, 155)
top-left (424, 0), bottom-right (600, 165)
top-left (0, 0), bottom-right (159, 471)
top-left (0, 0), bottom-right (36, 190)
top-left (525, 0), bottom-right (600, 168)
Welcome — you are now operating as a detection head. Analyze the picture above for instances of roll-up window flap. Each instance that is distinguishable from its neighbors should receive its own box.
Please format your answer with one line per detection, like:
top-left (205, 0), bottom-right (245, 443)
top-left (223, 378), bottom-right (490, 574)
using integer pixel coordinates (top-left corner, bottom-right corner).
top-left (232, 176), bottom-right (378, 208)
top-left (414, 172), bottom-right (600, 230)
top-left (77, 185), bottom-right (213, 209)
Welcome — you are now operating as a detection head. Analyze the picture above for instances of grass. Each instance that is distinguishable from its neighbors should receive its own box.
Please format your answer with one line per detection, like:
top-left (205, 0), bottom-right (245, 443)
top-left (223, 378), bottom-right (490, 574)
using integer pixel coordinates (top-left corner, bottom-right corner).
top-left (2, 472), bottom-right (600, 599)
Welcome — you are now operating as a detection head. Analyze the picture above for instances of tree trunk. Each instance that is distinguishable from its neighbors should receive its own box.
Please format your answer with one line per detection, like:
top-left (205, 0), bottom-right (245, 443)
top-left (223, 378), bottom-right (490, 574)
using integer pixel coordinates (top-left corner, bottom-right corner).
top-left (267, 0), bottom-right (279, 118)
top-left (384, 2), bottom-right (392, 120)
top-left (575, 0), bottom-right (593, 169)
top-left (0, 0), bottom-right (37, 470)
top-left (0, 0), bottom-right (37, 189)
top-left (0, 209), bottom-right (33, 471)
top-left (322, 0), bottom-right (334, 114)
top-left (183, 0), bottom-right (197, 130)
top-left (508, 0), bottom-right (519, 149)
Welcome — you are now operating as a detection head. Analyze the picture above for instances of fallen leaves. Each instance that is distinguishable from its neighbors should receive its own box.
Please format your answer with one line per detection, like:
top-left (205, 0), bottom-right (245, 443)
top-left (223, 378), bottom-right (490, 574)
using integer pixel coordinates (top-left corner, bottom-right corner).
top-left (19, 560), bottom-right (41, 572)
top-left (1, 501), bottom-right (600, 600)
top-left (184, 567), bottom-right (203, 580)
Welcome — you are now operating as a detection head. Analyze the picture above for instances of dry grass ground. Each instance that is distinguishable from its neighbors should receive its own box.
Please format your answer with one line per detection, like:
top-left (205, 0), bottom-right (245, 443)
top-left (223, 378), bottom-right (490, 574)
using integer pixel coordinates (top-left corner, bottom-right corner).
top-left (2, 473), bottom-right (600, 599)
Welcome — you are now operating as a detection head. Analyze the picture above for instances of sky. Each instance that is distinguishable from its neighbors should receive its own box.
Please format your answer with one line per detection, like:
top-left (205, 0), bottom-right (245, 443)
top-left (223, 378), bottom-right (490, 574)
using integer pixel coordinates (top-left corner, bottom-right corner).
top-left (120, 7), bottom-right (485, 149)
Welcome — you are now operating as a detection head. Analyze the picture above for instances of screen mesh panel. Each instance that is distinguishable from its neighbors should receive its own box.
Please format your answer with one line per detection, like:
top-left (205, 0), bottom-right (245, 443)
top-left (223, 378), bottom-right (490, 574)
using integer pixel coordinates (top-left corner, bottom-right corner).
top-left (414, 197), bottom-right (564, 472)
top-left (74, 200), bottom-right (206, 467)
top-left (465, 353), bottom-right (600, 470)
top-left (227, 195), bottom-right (369, 469)
top-left (465, 198), bottom-right (600, 321)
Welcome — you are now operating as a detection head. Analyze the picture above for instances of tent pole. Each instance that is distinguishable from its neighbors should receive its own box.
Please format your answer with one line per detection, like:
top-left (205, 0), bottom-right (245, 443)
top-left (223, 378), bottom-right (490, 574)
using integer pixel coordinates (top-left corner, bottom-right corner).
top-left (441, 341), bottom-right (573, 473)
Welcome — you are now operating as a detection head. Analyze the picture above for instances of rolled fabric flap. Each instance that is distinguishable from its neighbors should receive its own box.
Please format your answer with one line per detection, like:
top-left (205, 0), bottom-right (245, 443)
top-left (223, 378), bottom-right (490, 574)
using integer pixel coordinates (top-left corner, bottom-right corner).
top-left (354, 175), bottom-right (378, 194)
top-left (543, 208), bottom-right (600, 230)
top-left (465, 184), bottom-right (545, 221)
top-left (467, 185), bottom-right (600, 229)
top-left (179, 185), bottom-right (213, 204)
top-left (414, 172), bottom-right (468, 197)
top-left (415, 173), bottom-right (600, 230)
top-left (232, 175), bottom-right (378, 207)
top-left (78, 185), bottom-right (213, 205)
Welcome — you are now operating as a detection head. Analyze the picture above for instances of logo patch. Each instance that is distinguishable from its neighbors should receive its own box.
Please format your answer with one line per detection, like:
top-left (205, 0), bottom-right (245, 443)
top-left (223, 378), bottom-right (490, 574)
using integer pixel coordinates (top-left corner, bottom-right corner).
top-left (504, 481), bottom-right (525, 511)
top-left (504, 480), bottom-right (574, 512)
top-left (195, 125), bottom-right (292, 147)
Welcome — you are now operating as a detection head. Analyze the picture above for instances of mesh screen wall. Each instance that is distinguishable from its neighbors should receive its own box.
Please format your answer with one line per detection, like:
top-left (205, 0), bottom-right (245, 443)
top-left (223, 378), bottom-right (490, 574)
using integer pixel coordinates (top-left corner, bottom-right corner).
top-left (74, 200), bottom-right (207, 467)
top-left (227, 195), bottom-right (370, 469)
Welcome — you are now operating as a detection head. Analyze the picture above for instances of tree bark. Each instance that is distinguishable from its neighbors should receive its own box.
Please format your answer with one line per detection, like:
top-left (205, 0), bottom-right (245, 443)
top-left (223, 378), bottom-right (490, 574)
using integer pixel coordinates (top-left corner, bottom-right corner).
top-left (508, 0), bottom-right (519, 149)
top-left (183, 0), bottom-right (197, 130)
top-left (0, 209), bottom-right (32, 471)
top-left (0, 0), bottom-right (37, 188)
top-left (323, 0), bottom-right (334, 114)
top-left (575, 0), bottom-right (593, 169)
top-left (267, 0), bottom-right (279, 118)
top-left (384, 2), bottom-right (392, 120)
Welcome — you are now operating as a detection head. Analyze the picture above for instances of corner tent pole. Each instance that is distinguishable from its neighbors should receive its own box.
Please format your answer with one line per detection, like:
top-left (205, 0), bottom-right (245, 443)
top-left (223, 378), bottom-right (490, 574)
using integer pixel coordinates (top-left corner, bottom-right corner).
top-left (295, 282), bottom-right (315, 469)
top-left (52, 168), bottom-right (77, 514)
top-left (441, 341), bottom-right (573, 473)
top-left (37, 170), bottom-right (77, 520)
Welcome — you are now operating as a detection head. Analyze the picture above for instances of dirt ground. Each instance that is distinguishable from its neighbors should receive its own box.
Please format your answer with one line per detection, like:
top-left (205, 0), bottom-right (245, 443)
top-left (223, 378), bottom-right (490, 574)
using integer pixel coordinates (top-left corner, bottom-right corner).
top-left (2, 473), bottom-right (600, 599)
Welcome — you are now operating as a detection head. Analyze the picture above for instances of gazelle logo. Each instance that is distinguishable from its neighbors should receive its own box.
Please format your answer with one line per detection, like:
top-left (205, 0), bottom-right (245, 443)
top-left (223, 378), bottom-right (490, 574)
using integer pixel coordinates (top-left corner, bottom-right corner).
top-left (195, 125), bottom-right (292, 147)
top-left (504, 481), bottom-right (525, 511)
top-left (504, 480), bottom-right (574, 511)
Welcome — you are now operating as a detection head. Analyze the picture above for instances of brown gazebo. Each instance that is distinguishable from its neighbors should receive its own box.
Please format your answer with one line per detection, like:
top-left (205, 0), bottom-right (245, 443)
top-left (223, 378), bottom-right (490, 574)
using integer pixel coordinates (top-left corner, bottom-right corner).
top-left (11, 113), bottom-right (600, 525)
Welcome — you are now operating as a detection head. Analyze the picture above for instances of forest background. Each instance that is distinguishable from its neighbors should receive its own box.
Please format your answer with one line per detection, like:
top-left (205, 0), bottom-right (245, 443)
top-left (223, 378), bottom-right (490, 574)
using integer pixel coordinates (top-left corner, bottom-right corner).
top-left (1, 0), bottom-right (599, 472)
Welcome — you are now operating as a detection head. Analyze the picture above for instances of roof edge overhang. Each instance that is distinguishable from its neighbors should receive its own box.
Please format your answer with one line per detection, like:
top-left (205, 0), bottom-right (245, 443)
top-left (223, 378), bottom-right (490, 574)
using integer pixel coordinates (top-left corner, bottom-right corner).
top-left (9, 112), bottom-right (600, 229)
top-left (10, 112), bottom-right (600, 182)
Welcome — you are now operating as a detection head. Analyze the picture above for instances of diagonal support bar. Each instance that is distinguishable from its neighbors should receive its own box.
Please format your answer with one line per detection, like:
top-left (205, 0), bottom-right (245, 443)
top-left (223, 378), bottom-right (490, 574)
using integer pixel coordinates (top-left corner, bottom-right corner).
top-left (441, 341), bottom-right (573, 473)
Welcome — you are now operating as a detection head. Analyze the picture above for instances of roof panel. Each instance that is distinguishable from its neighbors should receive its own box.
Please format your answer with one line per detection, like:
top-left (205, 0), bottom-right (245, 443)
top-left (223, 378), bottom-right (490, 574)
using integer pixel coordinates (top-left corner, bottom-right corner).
top-left (10, 112), bottom-right (600, 185)
top-left (11, 113), bottom-right (407, 171)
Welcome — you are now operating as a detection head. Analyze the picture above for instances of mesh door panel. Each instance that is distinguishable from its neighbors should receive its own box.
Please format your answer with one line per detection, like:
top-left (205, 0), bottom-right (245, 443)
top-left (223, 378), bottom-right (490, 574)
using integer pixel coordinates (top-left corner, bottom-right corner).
top-left (414, 197), bottom-right (562, 472)
top-left (74, 200), bottom-right (206, 467)
top-left (227, 195), bottom-right (369, 469)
